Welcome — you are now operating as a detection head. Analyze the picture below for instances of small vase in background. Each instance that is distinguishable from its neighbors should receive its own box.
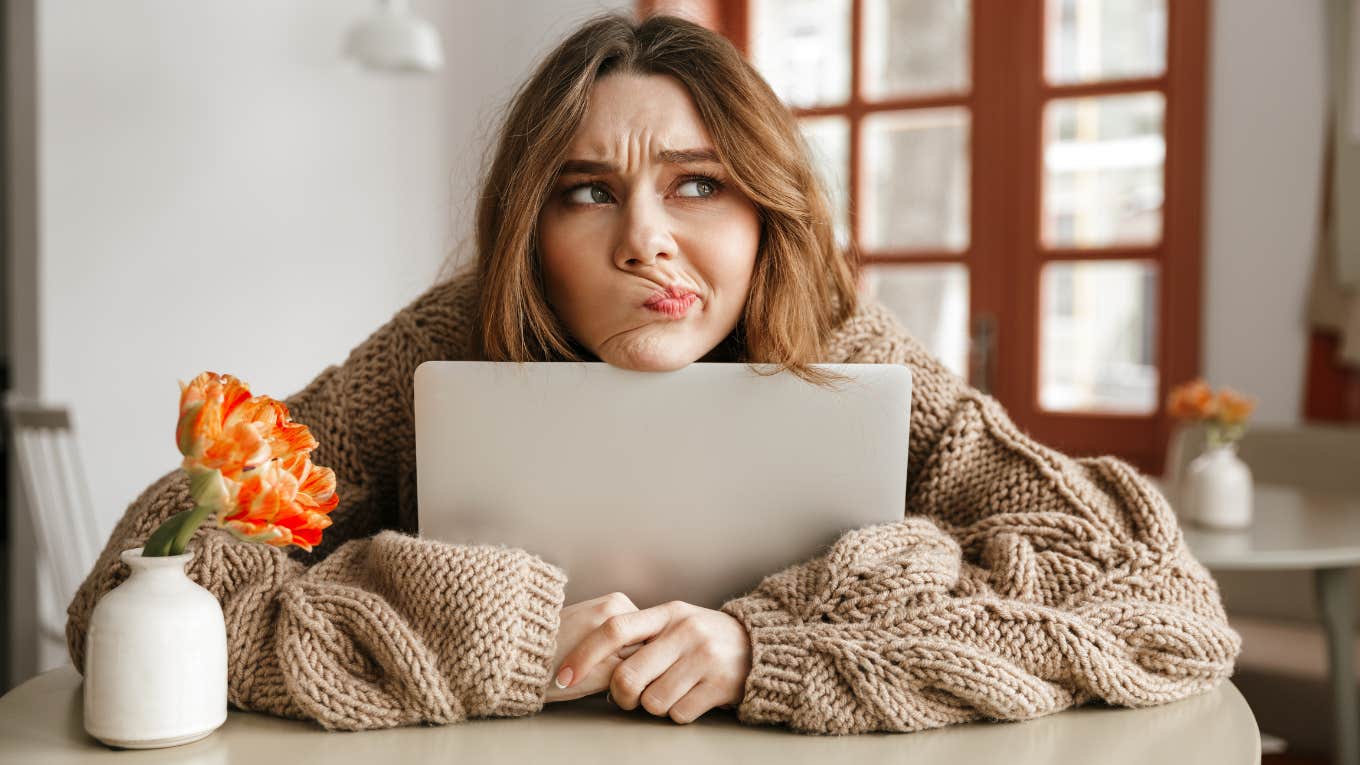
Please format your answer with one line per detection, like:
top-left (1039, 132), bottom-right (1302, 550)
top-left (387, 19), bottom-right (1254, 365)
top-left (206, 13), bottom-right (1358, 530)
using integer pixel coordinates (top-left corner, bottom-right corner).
top-left (1184, 442), bottom-right (1254, 530)
top-left (1166, 378), bottom-right (1257, 529)
top-left (83, 547), bottom-right (226, 749)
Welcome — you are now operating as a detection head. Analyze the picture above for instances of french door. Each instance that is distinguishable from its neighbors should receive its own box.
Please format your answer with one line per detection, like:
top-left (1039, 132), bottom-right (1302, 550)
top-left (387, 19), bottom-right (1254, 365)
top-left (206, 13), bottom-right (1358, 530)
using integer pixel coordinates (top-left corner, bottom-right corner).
top-left (638, 0), bottom-right (1207, 475)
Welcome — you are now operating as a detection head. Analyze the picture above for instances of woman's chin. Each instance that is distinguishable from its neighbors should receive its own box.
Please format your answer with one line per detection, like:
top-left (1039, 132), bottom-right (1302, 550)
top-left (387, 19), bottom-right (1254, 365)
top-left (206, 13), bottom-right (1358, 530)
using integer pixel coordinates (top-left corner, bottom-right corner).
top-left (602, 350), bottom-right (693, 373)
top-left (596, 334), bottom-right (702, 372)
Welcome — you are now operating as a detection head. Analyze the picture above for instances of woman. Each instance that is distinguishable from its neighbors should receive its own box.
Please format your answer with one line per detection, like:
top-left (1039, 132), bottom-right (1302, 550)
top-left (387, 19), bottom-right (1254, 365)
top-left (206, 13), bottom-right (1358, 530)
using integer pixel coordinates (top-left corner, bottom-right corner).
top-left (65, 12), bottom-right (1241, 735)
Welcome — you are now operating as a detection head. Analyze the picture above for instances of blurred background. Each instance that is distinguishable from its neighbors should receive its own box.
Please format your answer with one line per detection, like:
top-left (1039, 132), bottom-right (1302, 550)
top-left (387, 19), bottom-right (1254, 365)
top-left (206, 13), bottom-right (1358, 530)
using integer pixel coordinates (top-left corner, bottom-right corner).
top-left (3, 0), bottom-right (1359, 760)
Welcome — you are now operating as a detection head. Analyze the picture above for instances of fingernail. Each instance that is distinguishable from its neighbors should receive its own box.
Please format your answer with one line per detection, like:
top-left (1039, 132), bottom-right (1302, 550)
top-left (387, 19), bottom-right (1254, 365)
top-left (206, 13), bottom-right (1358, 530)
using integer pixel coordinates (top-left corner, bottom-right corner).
top-left (554, 667), bottom-right (573, 689)
top-left (606, 691), bottom-right (614, 705)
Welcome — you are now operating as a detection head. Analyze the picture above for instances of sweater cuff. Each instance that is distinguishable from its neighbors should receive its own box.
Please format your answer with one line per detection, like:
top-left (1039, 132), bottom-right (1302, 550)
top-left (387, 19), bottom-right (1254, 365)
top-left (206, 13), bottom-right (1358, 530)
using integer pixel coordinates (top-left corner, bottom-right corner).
top-left (493, 553), bottom-right (568, 717)
top-left (720, 591), bottom-right (810, 727)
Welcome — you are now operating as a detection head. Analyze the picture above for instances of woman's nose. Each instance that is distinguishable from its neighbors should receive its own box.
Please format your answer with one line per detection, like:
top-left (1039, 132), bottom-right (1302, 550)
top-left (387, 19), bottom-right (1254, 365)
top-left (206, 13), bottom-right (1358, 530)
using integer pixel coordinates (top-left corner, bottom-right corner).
top-left (614, 194), bottom-right (677, 269)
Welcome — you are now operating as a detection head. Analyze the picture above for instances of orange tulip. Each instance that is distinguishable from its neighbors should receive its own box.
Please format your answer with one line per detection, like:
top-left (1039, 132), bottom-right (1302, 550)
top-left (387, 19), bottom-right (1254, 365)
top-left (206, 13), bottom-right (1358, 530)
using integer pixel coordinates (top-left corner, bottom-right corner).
top-left (1167, 378), bottom-right (1217, 421)
top-left (1216, 388), bottom-right (1256, 426)
top-left (177, 372), bottom-right (318, 482)
top-left (177, 372), bottom-right (269, 479)
top-left (145, 370), bottom-right (339, 557)
top-left (217, 453), bottom-right (338, 552)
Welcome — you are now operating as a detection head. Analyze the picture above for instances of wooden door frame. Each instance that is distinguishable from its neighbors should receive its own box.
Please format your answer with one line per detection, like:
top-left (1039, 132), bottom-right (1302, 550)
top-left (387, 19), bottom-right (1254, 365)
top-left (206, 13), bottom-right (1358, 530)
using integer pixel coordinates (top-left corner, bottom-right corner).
top-left (637, 0), bottom-right (1210, 476)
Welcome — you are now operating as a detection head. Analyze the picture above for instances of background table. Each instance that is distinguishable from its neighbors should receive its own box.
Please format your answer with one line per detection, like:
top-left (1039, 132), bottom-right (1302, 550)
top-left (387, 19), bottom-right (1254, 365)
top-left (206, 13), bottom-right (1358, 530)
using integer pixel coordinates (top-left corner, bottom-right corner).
top-left (1156, 479), bottom-right (1360, 765)
top-left (1, 663), bottom-right (1258, 764)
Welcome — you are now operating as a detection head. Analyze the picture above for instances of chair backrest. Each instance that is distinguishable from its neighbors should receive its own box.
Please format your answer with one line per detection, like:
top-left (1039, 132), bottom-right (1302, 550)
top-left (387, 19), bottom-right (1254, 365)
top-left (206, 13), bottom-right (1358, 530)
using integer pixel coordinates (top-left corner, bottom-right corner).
top-left (4, 394), bottom-right (105, 641)
top-left (1167, 421), bottom-right (1360, 495)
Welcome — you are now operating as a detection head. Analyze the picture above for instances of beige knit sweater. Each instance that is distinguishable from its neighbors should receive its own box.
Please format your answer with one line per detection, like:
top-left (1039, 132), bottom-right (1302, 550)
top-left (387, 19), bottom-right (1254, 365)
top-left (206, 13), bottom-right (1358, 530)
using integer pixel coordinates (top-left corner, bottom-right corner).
top-left (65, 267), bottom-right (1242, 734)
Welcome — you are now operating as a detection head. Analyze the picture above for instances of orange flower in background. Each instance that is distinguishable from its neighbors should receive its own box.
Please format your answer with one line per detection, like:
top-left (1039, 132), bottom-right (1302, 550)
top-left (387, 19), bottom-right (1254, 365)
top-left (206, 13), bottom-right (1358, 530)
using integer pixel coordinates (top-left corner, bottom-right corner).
top-left (1166, 377), bottom-right (1256, 450)
top-left (1216, 388), bottom-right (1256, 426)
top-left (218, 453), bottom-right (337, 552)
top-left (1167, 378), bottom-right (1217, 420)
top-left (145, 371), bottom-right (340, 557)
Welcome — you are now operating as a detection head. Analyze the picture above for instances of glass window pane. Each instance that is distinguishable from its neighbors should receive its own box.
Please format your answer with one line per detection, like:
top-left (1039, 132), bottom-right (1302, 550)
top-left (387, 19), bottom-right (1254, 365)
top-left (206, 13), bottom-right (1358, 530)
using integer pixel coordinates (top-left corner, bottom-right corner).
top-left (752, 0), bottom-right (851, 108)
top-left (1045, 0), bottom-right (1167, 85)
top-left (862, 108), bottom-right (970, 252)
top-left (1039, 260), bottom-right (1158, 413)
top-left (798, 117), bottom-right (851, 250)
top-left (863, 0), bottom-right (971, 100)
top-left (862, 263), bottom-right (970, 380)
top-left (1042, 92), bottom-right (1164, 248)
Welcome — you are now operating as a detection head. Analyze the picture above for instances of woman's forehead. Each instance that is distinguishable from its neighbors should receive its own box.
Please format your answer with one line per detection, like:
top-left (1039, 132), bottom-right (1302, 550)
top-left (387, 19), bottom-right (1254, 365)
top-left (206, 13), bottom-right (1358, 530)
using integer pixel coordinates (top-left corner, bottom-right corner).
top-left (566, 73), bottom-right (714, 161)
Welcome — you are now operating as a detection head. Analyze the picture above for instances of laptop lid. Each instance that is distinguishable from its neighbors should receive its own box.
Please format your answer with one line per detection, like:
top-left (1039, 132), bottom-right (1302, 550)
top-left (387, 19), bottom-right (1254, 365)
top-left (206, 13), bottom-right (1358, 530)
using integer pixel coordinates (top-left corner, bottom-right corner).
top-left (414, 361), bottom-right (911, 609)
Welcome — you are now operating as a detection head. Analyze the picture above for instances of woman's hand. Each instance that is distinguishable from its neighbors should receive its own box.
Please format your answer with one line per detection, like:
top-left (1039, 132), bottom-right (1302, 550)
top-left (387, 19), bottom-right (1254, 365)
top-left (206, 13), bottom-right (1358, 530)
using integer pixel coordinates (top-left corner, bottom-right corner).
top-left (545, 592), bottom-right (645, 703)
top-left (554, 600), bottom-right (753, 724)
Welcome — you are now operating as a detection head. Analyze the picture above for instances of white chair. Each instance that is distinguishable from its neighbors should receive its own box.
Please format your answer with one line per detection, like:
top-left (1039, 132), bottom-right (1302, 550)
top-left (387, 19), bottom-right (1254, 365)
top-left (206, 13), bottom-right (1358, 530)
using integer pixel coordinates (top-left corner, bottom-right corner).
top-left (4, 394), bottom-right (104, 646)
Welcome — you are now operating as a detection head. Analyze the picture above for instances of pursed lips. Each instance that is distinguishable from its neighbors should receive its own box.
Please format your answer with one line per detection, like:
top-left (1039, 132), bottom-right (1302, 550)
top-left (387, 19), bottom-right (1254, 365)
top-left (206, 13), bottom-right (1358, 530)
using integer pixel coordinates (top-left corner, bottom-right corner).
top-left (642, 285), bottom-right (699, 319)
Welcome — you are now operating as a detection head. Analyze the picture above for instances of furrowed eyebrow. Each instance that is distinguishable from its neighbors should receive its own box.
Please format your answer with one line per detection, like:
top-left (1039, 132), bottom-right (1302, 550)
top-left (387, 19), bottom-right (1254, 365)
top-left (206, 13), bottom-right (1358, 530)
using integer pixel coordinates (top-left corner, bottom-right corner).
top-left (658, 148), bottom-right (721, 165)
top-left (558, 148), bottom-right (722, 176)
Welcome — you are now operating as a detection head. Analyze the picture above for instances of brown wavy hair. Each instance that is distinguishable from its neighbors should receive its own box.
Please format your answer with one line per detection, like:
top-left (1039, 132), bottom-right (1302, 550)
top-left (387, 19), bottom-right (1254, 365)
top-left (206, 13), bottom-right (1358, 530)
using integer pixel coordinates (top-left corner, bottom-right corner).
top-left (468, 11), bottom-right (860, 387)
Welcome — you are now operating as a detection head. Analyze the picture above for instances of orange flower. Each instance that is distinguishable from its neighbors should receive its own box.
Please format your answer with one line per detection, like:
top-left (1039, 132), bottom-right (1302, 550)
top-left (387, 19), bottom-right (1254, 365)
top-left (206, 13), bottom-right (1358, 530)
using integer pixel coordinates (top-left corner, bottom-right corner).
top-left (177, 372), bottom-right (266, 477)
top-left (1167, 378), bottom-right (1217, 421)
top-left (217, 452), bottom-right (338, 552)
top-left (177, 372), bottom-right (318, 482)
top-left (1216, 387), bottom-right (1256, 426)
top-left (143, 370), bottom-right (340, 556)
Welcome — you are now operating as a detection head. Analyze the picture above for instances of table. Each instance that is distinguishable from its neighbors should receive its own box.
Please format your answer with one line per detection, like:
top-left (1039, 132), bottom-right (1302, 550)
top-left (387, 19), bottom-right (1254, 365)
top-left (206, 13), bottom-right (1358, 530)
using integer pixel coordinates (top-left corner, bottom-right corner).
top-left (0, 663), bottom-right (1257, 764)
top-left (1156, 479), bottom-right (1360, 765)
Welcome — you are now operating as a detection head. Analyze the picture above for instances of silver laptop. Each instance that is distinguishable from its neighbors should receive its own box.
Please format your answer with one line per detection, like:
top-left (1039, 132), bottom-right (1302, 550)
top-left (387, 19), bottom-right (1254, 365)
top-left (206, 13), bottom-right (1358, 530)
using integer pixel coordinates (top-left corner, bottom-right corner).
top-left (414, 361), bottom-right (911, 609)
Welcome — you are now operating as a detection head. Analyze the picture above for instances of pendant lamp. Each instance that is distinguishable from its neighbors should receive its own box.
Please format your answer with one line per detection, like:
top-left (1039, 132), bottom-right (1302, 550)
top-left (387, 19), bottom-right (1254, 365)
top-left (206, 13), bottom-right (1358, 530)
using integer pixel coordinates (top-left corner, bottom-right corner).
top-left (343, 0), bottom-right (444, 74)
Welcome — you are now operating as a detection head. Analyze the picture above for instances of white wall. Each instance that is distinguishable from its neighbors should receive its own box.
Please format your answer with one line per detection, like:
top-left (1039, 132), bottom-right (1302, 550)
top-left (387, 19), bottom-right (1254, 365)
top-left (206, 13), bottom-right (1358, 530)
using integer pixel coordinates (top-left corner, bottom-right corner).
top-left (1202, 0), bottom-right (1327, 424)
top-left (13, 0), bottom-right (626, 685)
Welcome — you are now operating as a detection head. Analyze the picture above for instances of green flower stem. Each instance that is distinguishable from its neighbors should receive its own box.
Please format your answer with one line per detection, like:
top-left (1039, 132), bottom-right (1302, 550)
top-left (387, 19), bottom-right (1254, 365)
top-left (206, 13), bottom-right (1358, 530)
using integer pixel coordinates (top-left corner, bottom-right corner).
top-left (143, 509), bottom-right (189, 557)
top-left (169, 503), bottom-right (215, 556)
top-left (1205, 420), bottom-right (1247, 450)
top-left (142, 504), bottom-right (215, 557)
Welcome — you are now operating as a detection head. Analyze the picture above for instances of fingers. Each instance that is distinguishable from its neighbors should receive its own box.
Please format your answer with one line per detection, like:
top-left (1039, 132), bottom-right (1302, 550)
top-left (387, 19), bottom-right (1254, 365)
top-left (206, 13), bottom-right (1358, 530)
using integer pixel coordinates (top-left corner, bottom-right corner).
top-left (609, 638), bottom-right (690, 712)
top-left (551, 592), bottom-right (639, 695)
top-left (545, 653), bottom-right (625, 703)
top-left (666, 680), bottom-right (728, 725)
top-left (558, 604), bottom-right (674, 690)
top-left (629, 654), bottom-right (705, 718)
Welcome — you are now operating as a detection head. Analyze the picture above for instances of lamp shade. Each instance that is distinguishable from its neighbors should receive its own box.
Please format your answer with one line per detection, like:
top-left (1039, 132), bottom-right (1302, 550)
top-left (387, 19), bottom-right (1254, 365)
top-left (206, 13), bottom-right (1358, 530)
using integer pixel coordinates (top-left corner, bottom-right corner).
top-left (343, 0), bottom-right (444, 74)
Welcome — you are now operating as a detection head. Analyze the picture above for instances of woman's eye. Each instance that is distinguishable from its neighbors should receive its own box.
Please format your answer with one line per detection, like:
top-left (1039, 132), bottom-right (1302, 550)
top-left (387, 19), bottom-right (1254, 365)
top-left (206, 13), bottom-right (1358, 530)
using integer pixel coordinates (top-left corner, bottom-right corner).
top-left (566, 183), bottom-right (612, 205)
top-left (677, 177), bottom-right (720, 198)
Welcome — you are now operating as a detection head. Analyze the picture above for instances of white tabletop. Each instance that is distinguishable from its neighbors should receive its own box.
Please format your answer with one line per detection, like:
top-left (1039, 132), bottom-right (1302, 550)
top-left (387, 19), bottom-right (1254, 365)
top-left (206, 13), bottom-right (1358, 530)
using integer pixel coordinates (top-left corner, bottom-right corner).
top-left (0, 664), bottom-right (1259, 764)
top-left (1152, 479), bottom-right (1360, 570)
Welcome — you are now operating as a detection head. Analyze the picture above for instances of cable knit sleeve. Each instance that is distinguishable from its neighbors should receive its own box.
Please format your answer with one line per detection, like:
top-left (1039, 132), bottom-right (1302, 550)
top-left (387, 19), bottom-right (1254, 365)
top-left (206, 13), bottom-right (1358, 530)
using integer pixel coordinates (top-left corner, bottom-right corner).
top-left (65, 270), bottom-right (568, 731)
top-left (718, 302), bottom-right (1243, 735)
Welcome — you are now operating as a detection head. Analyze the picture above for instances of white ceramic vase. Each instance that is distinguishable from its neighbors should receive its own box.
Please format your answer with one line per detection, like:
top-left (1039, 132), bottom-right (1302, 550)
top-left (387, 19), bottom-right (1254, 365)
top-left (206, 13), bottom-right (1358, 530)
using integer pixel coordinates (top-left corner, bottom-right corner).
top-left (83, 547), bottom-right (227, 749)
top-left (1184, 442), bottom-right (1254, 530)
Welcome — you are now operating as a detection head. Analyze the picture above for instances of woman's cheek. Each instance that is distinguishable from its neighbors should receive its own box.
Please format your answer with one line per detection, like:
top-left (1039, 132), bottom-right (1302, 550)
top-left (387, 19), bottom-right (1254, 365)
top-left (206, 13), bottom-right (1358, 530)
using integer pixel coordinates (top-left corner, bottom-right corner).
top-left (708, 242), bottom-right (758, 302)
top-left (541, 215), bottom-right (594, 298)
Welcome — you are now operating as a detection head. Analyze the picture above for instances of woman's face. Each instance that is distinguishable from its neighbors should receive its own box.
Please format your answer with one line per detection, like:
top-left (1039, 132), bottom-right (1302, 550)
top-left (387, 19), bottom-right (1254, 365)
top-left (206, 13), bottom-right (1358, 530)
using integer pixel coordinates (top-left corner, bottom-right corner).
top-left (536, 72), bottom-right (761, 371)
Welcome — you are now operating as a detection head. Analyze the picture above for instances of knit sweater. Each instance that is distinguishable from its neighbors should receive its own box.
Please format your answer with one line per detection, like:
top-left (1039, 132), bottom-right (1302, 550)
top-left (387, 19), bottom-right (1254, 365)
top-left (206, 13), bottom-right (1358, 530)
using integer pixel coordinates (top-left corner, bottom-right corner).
top-left (65, 267), bottom-right (1242, 735)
